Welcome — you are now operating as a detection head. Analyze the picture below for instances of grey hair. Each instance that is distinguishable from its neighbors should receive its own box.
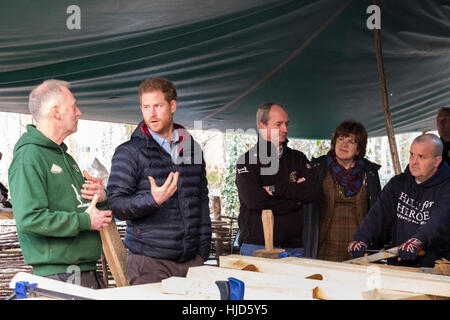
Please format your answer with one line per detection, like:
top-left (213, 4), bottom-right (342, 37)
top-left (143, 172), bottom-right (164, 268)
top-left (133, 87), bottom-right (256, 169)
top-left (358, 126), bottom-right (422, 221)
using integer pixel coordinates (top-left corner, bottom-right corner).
top-left (28, 79), bottom-right (70, 121)
top-left (256, 102), bottom-right (285, 127)
top-left (414, 133), bottom-right (443, 157)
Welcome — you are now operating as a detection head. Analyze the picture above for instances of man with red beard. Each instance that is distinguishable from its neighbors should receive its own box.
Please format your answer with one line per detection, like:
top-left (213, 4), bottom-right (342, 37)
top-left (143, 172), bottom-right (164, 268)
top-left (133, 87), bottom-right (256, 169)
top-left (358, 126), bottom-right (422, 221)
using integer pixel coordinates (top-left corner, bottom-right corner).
top-left (107, 78), bottom-right (211, 284)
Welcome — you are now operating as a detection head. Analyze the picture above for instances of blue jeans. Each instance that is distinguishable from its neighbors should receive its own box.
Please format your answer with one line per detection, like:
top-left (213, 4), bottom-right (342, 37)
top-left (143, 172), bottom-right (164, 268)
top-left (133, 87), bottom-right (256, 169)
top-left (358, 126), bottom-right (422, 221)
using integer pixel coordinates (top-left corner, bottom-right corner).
top-left (240, 243), bottom-right (304, 257)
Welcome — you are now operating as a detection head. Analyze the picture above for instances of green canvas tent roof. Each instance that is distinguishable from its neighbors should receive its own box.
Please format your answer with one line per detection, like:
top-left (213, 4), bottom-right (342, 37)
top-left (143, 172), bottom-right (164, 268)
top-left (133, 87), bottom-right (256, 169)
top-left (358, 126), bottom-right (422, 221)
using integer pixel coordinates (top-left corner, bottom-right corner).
top-left (0, 0), bottom-right (449, 139)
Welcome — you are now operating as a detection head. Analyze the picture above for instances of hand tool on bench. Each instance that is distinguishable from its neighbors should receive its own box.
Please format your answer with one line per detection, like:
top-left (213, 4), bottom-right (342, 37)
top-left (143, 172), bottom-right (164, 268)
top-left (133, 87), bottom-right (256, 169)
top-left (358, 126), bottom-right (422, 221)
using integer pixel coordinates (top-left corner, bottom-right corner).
top-left (215, 277), bottom-right (245, 300)
top-left (344, 246), bottom-right (425, 265)
top-left (253, 209), bottom-right (286, 259)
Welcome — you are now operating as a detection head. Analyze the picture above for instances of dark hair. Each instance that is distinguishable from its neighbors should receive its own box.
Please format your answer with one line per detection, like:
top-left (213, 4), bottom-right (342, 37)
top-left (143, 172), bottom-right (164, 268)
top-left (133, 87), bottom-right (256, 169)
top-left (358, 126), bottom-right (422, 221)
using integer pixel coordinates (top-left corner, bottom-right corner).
top-left (139, 77), bottom-right (177, 104)
top-left (331, 119), bottom-right (368, 159)
top-left (438, 107), bottom-right (450, 116)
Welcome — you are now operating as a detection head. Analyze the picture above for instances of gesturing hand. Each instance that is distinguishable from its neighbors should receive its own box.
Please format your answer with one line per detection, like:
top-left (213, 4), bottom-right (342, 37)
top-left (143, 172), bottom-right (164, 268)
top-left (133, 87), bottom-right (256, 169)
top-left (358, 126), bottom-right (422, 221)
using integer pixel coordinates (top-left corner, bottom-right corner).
top-left (148, 172), bottom-right (179, 206)
top-left (81, 170), bottom-right (107, 202)
top-left (85, 194), bottom-right (112, 231)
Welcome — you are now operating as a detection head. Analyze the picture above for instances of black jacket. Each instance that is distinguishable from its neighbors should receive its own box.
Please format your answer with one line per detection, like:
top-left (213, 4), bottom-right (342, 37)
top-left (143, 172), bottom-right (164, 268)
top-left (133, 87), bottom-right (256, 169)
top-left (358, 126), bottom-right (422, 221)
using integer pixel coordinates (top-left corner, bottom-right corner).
top-left (107, 122), bottom-right (211, 262)
top-left (354, 162), bottom-right (450, 267)
top-left (442, 137), bottom-right (450, 167)
top-left (235, 138), bottom-right (320, 248)
top-left (303, 155), bottom-right (383, 258)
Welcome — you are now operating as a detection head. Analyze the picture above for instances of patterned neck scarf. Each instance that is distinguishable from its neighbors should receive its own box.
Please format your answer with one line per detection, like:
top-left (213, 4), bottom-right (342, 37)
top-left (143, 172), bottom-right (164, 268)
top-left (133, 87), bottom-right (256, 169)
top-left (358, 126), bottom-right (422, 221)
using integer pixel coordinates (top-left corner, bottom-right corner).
top-left (326, 149), bottom-right (366, 197)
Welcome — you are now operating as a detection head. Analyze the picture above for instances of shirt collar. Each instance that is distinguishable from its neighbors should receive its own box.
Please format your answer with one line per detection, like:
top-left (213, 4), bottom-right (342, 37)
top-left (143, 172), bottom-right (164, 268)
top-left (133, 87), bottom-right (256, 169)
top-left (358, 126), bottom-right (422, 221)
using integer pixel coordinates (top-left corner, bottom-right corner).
top-left (147, 126), bottom-right (180, 146)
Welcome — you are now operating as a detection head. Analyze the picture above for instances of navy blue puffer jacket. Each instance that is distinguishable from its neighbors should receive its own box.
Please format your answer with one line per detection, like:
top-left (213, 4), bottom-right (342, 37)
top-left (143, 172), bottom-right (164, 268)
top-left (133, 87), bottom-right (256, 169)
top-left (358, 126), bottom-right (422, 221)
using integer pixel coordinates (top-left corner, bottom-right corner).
top-left (107, 122), bottom-right (211, 262)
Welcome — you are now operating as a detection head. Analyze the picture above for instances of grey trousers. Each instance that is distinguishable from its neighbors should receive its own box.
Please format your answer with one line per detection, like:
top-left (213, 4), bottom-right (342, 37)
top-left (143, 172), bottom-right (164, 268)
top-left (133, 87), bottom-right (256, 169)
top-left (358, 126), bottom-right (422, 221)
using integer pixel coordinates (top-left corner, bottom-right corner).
top-left (127, 251), bottom-right (204, 285)
top-left (45, 270), bottom-right (105, 290)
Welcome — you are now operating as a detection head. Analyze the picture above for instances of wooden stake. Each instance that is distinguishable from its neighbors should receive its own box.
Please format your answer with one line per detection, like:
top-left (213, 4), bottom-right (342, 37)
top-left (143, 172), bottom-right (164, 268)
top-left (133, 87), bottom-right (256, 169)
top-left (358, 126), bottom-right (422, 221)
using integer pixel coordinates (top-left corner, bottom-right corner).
top-left (253, 210), bottom-right (285, 259)
top-left (99, 220), bottom-right (129, 287)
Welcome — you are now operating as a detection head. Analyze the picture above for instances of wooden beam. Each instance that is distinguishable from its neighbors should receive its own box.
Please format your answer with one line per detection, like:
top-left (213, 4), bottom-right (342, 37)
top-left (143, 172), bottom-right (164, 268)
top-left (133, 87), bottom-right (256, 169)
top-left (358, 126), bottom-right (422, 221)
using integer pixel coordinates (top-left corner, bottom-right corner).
top-left (10, 272), bottom-right (100, 299)
top-left (184, 266), bottom-right (382, 300)
top-left (96, 282), bottom-right (186, 300)
top-left (100, 252), bottom-right (109, 287)
top-left (9, 272), bottom-right (184, 300)
top-left (0, 209), bottom-right (13, 220)
top-left (219, 255), bottom-right (450, 297)
top-left (99, 220), bottom-right (129, 287)
top-left (212, 196), bottom-right (221, 220)
top-left (374, 19), bottom-right (401, 175)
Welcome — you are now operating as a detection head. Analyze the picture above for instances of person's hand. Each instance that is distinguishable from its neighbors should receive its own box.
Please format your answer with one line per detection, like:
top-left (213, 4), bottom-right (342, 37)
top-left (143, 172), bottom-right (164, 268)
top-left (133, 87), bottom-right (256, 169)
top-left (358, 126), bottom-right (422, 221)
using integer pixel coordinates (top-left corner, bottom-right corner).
top-left (398, 238), bottom-right (423, 261)
top-left (297, 177), bottom-right (306, 183)
top-left (148, 172), bottom-right (179, 206)
top-left (262, 186), bottom-right (272, 196)
top-left (348, 241), bottom-right (368, 258)
top-left (81, 170), bottom-right (107, 202)
top-left (85, 194), bottom-right (112, 231)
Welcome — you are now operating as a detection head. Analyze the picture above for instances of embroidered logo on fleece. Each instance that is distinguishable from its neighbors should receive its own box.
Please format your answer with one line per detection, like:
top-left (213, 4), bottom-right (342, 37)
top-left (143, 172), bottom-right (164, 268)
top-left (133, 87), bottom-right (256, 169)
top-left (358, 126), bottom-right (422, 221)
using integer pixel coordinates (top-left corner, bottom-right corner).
top-left (50, 163), bottom-right (63, 174)
top-left (237, 166), bottom-right (249, 174)
top-left (289, 171), bottom-right (298, 182)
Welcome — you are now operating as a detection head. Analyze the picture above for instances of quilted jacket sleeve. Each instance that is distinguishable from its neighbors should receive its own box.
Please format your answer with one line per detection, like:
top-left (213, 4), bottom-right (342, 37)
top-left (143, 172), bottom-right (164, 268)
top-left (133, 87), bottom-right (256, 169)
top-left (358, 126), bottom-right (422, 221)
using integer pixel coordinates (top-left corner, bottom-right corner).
top-left (107, 143), bottom-right (160, 220)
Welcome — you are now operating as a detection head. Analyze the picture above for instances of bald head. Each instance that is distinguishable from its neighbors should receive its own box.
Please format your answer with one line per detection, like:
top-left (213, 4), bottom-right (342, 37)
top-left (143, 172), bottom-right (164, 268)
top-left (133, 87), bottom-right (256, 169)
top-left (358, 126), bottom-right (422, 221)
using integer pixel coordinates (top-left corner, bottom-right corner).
top-left (413, 133), bottom-right (443, 157)
top-left (409, 133), bottom-right (443, 183)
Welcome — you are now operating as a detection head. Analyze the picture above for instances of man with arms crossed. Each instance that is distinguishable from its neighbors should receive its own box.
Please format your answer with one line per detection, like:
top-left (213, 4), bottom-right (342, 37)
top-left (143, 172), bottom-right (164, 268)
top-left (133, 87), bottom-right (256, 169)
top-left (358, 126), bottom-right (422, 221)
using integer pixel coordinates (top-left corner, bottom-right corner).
top-left (236, 102), bottom-right (320, 256)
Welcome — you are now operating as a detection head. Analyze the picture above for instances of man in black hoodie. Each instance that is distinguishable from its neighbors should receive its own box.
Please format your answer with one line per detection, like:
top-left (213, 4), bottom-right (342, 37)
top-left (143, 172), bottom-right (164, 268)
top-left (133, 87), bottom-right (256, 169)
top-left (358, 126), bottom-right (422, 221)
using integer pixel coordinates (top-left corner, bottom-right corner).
top-left (349, 134), bottom-right (450, 267)
top-left (235, 102), bottom-right (320, 256)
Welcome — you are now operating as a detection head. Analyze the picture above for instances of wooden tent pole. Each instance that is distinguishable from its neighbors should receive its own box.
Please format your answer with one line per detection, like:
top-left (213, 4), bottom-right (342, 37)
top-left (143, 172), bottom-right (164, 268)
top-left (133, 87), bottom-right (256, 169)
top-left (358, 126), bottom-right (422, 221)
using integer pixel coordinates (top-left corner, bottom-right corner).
top-left (374, 25), bottom-right (402, 175)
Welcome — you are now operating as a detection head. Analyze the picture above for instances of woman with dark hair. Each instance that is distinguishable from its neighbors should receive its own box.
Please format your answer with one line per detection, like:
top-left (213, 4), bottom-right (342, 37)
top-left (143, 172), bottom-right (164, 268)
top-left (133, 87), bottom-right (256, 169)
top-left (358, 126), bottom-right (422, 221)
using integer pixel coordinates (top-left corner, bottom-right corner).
top-left (303, 120), bottom-right (385, 261)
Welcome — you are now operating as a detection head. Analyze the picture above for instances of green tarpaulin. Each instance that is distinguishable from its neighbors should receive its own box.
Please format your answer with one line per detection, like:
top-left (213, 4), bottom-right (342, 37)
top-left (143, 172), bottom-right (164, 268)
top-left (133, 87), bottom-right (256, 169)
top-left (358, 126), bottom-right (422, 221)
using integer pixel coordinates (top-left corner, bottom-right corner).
top-left (0, 0), bottom-right (449, 139)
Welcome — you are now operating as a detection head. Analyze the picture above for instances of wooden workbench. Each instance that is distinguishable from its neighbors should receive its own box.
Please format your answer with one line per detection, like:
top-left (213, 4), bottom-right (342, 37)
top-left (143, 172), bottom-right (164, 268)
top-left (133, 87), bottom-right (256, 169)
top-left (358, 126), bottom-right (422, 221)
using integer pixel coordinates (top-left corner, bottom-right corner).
top-left (9, 254), bottom-right (450, 300)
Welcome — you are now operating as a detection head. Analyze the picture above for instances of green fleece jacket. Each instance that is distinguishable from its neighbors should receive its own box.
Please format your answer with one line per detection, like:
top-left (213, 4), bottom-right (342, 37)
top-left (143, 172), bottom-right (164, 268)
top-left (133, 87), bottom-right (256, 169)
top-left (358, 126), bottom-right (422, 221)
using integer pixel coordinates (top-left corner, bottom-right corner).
top-left (8, 125), bottom-right (107, 276)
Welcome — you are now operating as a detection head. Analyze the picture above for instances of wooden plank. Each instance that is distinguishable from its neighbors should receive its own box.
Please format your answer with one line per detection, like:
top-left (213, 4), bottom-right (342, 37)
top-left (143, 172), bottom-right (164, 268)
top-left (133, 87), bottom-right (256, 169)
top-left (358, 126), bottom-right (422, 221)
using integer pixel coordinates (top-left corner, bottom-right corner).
top-left (95, 282), bottom-right (187, 300)
top-left (434, 259), bottom-right (450, 276)
top-left (0, 209), bottom-right (13, 220)
top-left (100, 252), bottom-right (109, 287)
top-left (377, 289), bottom-right (449, 300)
top-left (9, 272), bottom-right (100, 299)
top-left (9, 271), bottom-right (185, 300)
top-left (219, 255), bottom-right (450, 297)
top-left (182, 266), bottom-right (380, 300)
top-left (99, 220), bottom-right (129, 287)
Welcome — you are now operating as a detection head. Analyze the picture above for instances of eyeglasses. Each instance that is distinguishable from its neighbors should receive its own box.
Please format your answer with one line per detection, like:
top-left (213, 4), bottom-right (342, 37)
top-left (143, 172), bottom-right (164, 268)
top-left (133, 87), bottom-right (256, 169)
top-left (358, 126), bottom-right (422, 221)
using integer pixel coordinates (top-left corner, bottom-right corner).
top-left (336, 136), bottom-right (357, 146)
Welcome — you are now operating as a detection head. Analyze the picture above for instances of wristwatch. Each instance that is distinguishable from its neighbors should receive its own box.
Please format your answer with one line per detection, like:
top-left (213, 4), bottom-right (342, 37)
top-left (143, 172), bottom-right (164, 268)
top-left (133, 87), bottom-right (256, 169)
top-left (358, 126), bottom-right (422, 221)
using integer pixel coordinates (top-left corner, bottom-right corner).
top-left (268, 185), bottom-right (275, 195)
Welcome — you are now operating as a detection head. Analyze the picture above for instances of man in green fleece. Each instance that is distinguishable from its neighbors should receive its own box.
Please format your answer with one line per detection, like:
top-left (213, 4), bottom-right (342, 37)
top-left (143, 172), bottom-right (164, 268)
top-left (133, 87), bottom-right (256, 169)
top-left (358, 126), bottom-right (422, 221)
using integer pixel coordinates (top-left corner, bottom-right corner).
top-left (8, 79), bottom-right (112, 289)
